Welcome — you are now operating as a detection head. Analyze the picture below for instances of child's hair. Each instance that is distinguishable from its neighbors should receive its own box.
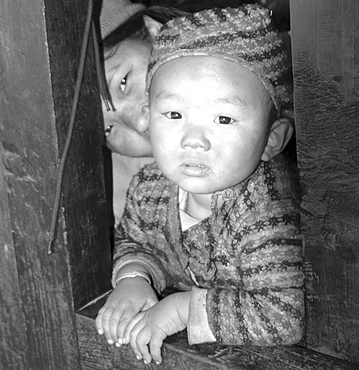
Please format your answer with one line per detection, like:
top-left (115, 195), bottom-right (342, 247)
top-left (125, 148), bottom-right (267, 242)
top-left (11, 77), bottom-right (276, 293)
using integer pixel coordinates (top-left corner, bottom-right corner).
top-left (146, 4), bottom-right (293, 120)
top-left (102, 6), bottom-right (189, 60)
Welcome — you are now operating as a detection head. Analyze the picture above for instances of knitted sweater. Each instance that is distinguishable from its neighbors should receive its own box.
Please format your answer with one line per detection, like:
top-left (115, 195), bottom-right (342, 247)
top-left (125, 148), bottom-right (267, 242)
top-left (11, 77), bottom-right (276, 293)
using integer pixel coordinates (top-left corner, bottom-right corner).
top-left (113, 154), bottom-right (304, 346)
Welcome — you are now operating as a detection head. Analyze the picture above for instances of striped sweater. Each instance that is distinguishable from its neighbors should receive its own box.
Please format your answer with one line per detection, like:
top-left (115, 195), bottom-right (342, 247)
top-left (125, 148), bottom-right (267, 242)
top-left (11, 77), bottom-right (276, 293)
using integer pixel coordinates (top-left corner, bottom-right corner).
top-left (113, 154), bottom-right (304, 346)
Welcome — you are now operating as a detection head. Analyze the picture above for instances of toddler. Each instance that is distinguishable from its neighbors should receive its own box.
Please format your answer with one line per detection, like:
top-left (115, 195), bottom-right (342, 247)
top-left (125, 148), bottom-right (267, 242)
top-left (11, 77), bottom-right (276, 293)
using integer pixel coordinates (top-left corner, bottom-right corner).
top-left (96, 4), bottom-right (304, 365)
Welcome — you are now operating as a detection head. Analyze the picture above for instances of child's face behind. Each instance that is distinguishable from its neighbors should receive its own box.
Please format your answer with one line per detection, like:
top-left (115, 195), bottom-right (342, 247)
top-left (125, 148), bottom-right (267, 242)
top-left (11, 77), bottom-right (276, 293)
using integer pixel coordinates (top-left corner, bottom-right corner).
top-left (103, 39), bottom-right (153, 157)
top-left (148, 56), bottom-right (274, 195)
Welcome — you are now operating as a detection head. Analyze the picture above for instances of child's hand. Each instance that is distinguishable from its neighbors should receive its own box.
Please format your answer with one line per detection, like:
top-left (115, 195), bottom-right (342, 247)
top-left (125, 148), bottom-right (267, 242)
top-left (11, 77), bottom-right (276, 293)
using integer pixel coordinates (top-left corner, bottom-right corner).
top-left (124, 291), bottom-right (191, 365)
top-left (95, 277), bottom-right (158, 345)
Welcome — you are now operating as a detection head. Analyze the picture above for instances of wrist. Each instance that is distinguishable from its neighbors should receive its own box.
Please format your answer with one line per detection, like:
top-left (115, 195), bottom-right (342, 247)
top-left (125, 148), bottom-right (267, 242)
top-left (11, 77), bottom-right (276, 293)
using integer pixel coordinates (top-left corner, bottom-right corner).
top-left (175, 291), bottom-right (191, 325)
top-left (115, 270), bottom-right (151, 286)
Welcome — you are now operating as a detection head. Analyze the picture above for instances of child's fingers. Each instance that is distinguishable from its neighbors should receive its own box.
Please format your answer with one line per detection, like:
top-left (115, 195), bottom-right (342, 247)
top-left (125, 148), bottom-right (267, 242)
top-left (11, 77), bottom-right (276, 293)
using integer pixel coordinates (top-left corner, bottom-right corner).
top-left (123, 311), bottom-right (145, 345)
top-left (133, 328), bottom-right (164, 365)
top-left (95, 306), bottom-right (106, 334)
top-left (108, 307), bottom-right (127, 343)
top-left (116, 305), bottom-right (142, 344)
top-left (149, 335), bottom-right (164, 365)
top-left (127, 313), bottom-right (147, 359)
top-left (96, 306), bottom-right (116, 344)
top-left (136, 328), bottom-right (152, 365)
top-left (131, 326), bottom-right (153, 365)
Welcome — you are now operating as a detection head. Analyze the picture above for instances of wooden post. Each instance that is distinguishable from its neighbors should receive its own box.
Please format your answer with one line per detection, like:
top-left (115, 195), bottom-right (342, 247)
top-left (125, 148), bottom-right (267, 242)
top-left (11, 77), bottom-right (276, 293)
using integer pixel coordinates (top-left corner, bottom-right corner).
top-left (0, 0), bottom-right (112, 368)
top-left (291, 0), bottom-right (359, 363)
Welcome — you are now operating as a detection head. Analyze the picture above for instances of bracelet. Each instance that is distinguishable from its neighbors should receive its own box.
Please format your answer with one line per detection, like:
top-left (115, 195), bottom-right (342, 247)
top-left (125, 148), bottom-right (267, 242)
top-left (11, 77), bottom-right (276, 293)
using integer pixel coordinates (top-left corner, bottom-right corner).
top-left (115, 271), bottom-right (151, 286)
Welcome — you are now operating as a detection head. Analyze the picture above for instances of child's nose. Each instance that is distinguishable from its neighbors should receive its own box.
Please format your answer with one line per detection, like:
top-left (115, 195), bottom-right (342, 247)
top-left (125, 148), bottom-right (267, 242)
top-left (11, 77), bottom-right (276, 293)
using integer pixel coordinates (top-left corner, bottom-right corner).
top-left (132, 115), bottom-right (149, 136)
top-left (180, 127), bottom-right (210, 151)
top-left (132, 106), bottom-right (149, 136)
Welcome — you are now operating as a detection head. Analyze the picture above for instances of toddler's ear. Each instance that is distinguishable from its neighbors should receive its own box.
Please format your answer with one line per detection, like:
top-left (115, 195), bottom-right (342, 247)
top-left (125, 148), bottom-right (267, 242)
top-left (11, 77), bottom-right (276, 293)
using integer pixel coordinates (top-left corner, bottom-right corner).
top-left (143, 15), bottom-right (162, 39)
top-left (261, 118), bottom-right (294, 161)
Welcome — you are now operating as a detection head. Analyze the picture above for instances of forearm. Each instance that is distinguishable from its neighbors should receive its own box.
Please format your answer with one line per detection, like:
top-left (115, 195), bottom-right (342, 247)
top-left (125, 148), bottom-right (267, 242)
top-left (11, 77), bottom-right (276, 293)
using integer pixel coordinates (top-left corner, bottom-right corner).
top-left (173, 291), bottom-right (190, 325)
top-left (188, 235), bottom-right (303, 345)
top-left (114, 263), bottom-right (151, 279)
top-left (112, 247), bottom-right (168, 292)
top-left (113, 220), bottom-right (167, 291)
top-left (112, 263), bottom-right (152, 287)
top-left (112, 217), bottom-right (167, 292)
top-left (206, 285), bottom-right (304, 346)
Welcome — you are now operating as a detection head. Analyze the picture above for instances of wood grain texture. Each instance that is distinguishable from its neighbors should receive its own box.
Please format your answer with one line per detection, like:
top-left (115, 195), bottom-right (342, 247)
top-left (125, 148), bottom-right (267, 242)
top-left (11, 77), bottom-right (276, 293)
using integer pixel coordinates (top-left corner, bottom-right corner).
top-left (43, 0), bottom-right (112, 310)
top-left (0, 142), bottom-right (29, 369)
top-left (77, 302), bottom-right (358, 370)
top-left (290, 0), bottom-right (359, 363)
top-left (0, 0), bottom-right (81, 368)
top-left (0, 0), bottom-right (111, 368)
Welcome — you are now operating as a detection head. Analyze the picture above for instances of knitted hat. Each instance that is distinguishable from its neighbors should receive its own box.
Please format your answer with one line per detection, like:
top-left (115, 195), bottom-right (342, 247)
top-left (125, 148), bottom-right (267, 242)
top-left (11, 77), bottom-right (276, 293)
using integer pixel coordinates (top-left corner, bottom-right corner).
top-left (146, 4), bottom-right (293, 119)
top-left (100, 0), bottom-right (146, 38)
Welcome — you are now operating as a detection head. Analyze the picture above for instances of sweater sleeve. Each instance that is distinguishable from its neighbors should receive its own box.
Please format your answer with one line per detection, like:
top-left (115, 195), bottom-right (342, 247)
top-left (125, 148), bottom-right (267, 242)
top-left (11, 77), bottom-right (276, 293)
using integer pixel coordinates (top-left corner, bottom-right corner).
top-left (187, 287), bottom-right (216, 344)
top-left (112, 166), bottom-right (168, 294)
top-left (201, 196), bottom-right (304, 346)
top-left (187, 156), bottom-right (304, 346)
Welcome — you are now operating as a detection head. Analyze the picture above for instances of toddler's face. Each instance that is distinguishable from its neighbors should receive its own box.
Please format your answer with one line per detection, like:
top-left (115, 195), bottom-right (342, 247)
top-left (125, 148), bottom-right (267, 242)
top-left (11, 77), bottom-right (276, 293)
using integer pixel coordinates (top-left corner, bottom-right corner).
top-left (148, 56), bottom-right (273, 194)
top-left (103, 39), bottom-right (152, 157)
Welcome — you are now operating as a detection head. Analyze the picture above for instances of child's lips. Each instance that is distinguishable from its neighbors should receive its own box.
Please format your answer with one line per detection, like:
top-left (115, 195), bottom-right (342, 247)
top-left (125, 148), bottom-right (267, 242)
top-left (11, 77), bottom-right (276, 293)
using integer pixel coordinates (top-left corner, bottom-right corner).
top-left (180, 161), bottom-right (209, 175)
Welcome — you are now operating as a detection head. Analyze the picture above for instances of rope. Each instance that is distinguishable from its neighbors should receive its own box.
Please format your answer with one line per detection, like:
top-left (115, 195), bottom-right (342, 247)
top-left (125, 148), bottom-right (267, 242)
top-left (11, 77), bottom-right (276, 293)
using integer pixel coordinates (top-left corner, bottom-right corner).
top-left (48, 0), bottom-right (94, 254)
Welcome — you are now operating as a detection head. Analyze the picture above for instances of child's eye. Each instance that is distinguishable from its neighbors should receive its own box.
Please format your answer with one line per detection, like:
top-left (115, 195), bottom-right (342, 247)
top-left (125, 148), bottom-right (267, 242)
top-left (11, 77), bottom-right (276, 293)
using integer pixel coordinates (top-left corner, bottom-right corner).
top-left (119, 75), bottom-right (127, 93)
top-left (164, 111), bottom-right (182, 119)
top-left (214, 116), bottom-right (235, 125)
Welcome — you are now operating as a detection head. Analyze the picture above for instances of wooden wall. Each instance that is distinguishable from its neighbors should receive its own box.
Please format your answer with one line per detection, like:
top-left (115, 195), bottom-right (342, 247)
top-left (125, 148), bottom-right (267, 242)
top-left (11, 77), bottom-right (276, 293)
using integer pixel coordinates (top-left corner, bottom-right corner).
top-left (1, 0), bottom-right (359, 368)
top-left (0, 0), bottom-right (112, 368)
top-left (291, 0), bottom-right (359, 363)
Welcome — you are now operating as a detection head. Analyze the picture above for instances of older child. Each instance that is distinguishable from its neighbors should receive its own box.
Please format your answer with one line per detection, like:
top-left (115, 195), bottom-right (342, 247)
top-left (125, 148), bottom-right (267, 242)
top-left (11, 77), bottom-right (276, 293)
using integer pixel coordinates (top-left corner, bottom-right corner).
top-left (99, 0), bottom-right (188, 223)
top-left (96, 4), bottom-right (304, 365)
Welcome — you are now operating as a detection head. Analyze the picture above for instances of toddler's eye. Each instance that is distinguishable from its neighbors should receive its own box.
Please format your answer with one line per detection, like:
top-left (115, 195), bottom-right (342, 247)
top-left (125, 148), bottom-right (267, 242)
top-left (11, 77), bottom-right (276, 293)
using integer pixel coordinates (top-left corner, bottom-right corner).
top-left (119, 75), bottom-right (127, 93)
top-left (214, 116), bottom-right (234, 125)
top-left (164, 111), bottom-right (182, 119)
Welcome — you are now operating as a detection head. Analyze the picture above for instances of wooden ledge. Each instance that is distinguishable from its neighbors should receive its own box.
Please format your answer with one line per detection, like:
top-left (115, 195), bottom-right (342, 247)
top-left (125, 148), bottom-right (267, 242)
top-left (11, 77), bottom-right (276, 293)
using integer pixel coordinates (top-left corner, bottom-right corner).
top-left (76, 296), bottom-right (357, 370)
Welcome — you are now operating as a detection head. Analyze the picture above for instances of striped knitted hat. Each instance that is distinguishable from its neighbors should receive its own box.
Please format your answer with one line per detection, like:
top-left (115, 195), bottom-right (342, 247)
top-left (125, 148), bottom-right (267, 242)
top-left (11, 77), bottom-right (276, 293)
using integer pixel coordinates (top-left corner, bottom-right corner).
top-left (100, 0), bottom-right (145, 38)
top-left (147, 4), bottom-right (293, 119)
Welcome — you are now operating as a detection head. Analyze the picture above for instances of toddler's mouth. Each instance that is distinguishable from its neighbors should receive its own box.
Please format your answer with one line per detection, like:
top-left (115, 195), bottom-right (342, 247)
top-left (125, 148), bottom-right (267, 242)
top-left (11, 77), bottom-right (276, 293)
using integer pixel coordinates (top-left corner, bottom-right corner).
top-left (185, 163), bottom-right (205, 169)
top-left (181, 162), bottom-right (209, 175)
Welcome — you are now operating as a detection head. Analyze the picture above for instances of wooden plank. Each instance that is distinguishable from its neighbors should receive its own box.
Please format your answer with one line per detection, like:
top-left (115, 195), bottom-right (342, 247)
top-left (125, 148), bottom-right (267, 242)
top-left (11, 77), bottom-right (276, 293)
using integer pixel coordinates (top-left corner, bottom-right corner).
top-left (0, 142), bottom-right (28, 369)
top-left (290, 0), bottom-right (359, 364)
top-left (77, 299), bottom-right (358, 370)
top-left (43, 0), bottom-right (112, 310)
top-left (0, 1), bottom-right (81, 368)
top-left (77, 313), bottom-right (238, 370)
top-left (0, 0), bottom-right (111, 368)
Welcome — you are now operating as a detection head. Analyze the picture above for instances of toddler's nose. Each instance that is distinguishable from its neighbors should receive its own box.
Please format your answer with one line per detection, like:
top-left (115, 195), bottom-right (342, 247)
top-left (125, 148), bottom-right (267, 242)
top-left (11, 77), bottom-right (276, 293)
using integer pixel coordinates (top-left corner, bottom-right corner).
top-left (180, 128), bottom-right (210, 151)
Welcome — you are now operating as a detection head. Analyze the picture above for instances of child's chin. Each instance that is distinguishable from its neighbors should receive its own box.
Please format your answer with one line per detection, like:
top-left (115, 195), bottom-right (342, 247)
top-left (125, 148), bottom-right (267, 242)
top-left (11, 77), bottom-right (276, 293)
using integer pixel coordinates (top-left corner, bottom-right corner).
top-left (178, 182), bottom-right (218, 195)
